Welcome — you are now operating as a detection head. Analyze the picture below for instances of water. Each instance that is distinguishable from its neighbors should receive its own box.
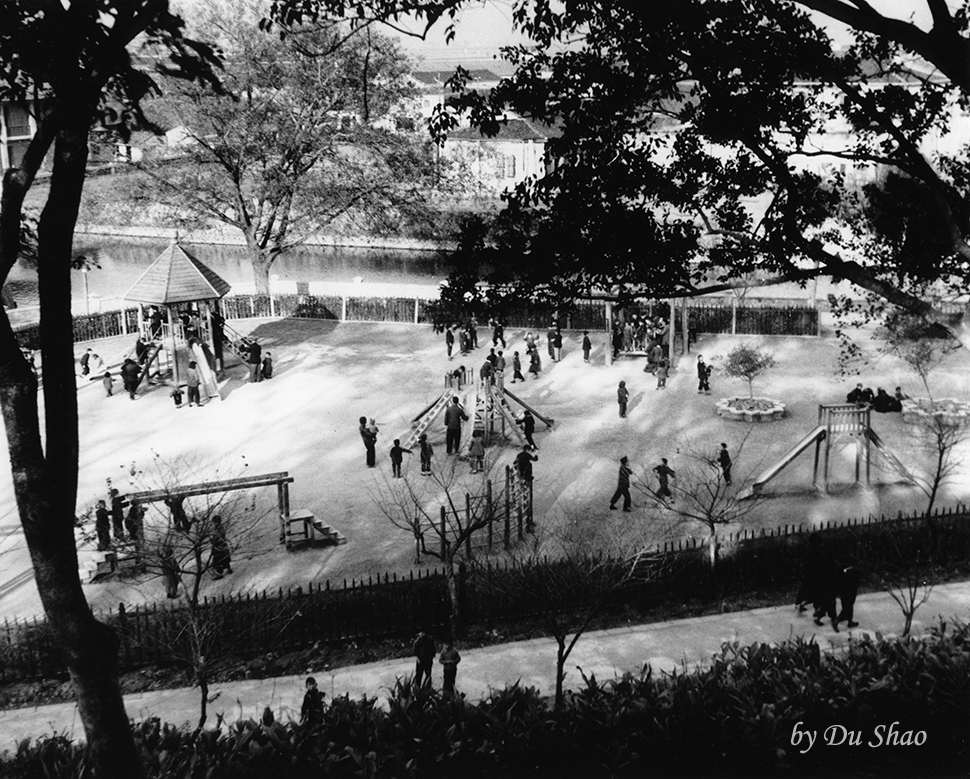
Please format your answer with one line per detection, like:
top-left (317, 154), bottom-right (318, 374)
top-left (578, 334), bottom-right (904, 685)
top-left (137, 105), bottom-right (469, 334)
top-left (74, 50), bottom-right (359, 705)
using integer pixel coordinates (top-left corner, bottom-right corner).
top-left (5, 238), bottom-right (450, 311)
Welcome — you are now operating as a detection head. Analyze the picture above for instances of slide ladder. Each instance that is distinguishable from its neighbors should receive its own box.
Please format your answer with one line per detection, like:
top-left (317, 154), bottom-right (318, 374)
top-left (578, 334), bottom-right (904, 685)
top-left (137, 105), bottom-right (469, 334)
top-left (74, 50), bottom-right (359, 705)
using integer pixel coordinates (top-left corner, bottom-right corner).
top-left (133, 342), bottom-right (163, 390)
top-left (867, 429), bottom-right (916, 483)
top-left (403, 391), bottom-right (452, 451)
top-left (220, 321), bottom-right (249, 362)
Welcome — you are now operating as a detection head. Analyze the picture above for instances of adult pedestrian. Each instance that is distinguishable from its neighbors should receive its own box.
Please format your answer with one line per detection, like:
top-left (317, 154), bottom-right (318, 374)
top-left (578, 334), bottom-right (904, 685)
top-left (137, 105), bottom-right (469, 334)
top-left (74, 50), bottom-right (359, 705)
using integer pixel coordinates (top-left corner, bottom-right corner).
top-left (444, 396), bottom-right (468, 454)
top-left (134, 336), bottom-right (149, 365)
top-left (166, 496), bottom-right (191, 533)
top-left (79, 348), bottom-right (92, 376)
top-left (390, 439), bottom-right (412, 478)
top-left (519, 410), bottom-right (538, 450)
top-left (653, 458), bottom-right (675, 499)
top-left (94, 500), bottom-right (111, 551)
top-left (148, 305), bottom-right (163, 339)
top-left (491, 320), bottom-right (506, 349)
top-left (439, 641), bottom-right (462, 696)
top-left (835, 565), bottom-right (861, 629)
top-left (617, 381), bottom-right (630, 418)
top-left (161, 539), bottom-right (180, 598)
top-left (611, 327), bottom-right (623, 360)
top-left (582, 331), bottom-right (592, 363)
top-left (247, 338), bottom-right (262, 383)
top-left (552, 329), bottom-right (563, 362)
top-left (515, 445), bottom-right (538, 483)
top-left (186, 361), bottom-right (202, 407)
top-left (470, 317), bottom-right (479, 349)
top-left (795, 533), bottom-right (824, 613)
top-left (511, 351), bottom-right (525, 383)
top-left (495, 350), bottom-right (506, 375)
top-left (301, 677), bottom-right (325, 726)
top-left (413, 631), bottom-right (436, 688)
top-left (210, 515), bottom-right (232, 578)
top-left (110, 489), bottom-right (126, 542)
top-left (125, 500), bottom-right (145, 550)
top-left (480, 358), bottom-right (494, 385)
top-left (359, 416), bottom-right (377, 467)
top-left (717, 442), bottom-right (732, 485)
top-left (419, 433), bottom-right (433, 475)
top-left (121, 358), bottom-right (140, 400)
top-left (547, 325), bottom-right (556, 359)
top-left (813, 558), bottom-right (840, 632)
top-left (528, 348), bottom-right (542, 379)
top-left (609, 456), bottom-right (633, 511)
top-left (445, 327), bottom-right (455, 360)
top-left (697, 356), bottom-right (710, 394)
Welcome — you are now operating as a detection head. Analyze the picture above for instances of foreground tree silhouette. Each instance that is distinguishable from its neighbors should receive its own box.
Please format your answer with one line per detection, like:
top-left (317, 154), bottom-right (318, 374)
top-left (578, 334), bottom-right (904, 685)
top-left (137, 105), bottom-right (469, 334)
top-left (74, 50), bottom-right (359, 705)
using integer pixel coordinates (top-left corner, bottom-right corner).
top-left (266, 0), bottom-right (970, 348)
top-left (0, 5), bottom-right (219, 776)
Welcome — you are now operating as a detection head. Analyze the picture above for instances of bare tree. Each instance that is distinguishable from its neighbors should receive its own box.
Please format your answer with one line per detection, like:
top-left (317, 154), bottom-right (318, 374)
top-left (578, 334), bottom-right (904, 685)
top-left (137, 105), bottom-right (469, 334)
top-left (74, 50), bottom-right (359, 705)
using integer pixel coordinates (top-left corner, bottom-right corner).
top-left (635, 435), bottom-right (764, 593)
top-left (372, 458), bottom-right (501, 639)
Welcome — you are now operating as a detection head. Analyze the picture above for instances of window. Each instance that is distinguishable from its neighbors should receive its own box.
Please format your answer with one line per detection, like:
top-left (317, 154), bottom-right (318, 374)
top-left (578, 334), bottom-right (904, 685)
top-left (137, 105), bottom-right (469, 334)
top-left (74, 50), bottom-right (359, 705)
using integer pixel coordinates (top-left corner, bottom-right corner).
top-left (502, 154), bottom-right (516, 178)
top-left (3, 104), bottom-right (31, 138)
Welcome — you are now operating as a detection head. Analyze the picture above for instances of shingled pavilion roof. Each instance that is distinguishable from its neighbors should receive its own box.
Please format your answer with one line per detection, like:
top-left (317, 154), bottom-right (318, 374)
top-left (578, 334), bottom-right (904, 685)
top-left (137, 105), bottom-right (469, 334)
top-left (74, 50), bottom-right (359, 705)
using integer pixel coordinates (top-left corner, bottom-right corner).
top-left (123, 241), bottom-right (231, 304)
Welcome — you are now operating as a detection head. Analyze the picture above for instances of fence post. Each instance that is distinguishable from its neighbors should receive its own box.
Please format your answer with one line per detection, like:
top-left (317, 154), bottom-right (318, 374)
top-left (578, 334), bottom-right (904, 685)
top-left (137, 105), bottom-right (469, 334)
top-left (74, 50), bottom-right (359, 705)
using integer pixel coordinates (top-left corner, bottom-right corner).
top-left (731, 298), bottom-right (737, 335)
top-left (465, 493), bottom-right (472, 557)
top-left (526, 480), bottom-right (534, 532)
top-left (440, 506), bottom-right (446, 559)
top-left (486, 479), bottom-right (493, 553)
top-left (414, 297), bottom-right (420, 324)
top-left (270, 293), bottom-right (276, 318)
top-left (249, 295), bottom-right (255, 317)
top-left (504, 467), bottom-right (511, 549)
top-left (121, 308), bottom-right (129, 336)
top-left (341, 296), bottom-right (348, 322)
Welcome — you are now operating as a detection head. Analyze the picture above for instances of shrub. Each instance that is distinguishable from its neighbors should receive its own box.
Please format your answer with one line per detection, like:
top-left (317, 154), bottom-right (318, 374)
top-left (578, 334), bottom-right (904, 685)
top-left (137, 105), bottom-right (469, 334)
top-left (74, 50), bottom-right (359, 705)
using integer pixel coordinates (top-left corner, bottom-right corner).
top-left (722, 344), bottom-right (776, 399)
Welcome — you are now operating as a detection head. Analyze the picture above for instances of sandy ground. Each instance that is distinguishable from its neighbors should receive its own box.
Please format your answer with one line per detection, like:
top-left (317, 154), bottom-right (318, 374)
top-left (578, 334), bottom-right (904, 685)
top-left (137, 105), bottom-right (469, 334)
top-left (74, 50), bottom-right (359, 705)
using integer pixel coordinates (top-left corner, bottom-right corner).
top-left (1, 318), bottom-right (969, 619)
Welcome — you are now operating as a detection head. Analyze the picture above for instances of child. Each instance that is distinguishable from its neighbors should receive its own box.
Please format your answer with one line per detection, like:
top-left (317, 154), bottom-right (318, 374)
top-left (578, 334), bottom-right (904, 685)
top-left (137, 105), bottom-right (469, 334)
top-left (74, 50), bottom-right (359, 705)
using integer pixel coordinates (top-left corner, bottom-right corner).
top-left (468, 431), bottom-right (485, 473)
top-left (656, 357), bottom-right (668, 389)
top-left (301, 676), bottom-right (325, 726)
top-left (102, 371), bottom-right (113, 397)
top-left (170, 386), bottom-right (184, 408)
top-left (389, 438), bottom-right (412, 478)
top-left (261, 351), bottom-right (273, 380)
top-left (419, 433), bottom-right (433, 475)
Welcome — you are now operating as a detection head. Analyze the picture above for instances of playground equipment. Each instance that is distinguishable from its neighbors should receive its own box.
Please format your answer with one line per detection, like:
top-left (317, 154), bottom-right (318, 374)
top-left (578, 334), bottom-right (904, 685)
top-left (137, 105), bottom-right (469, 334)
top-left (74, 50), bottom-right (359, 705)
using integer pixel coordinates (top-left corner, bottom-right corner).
top-left (80, 471), bottom-right (345, 581)
top-left (122, 239), bottom-right (231, 398)
top-left (739, 404), bottom-right (914, 499)
top-left (403, 368), bottom-right (554, 454)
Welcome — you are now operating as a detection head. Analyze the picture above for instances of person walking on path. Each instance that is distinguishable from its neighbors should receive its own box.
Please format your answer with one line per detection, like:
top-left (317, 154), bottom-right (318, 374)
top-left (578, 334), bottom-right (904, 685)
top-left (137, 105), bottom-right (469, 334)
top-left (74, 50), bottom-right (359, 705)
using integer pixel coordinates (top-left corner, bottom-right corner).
top-left (439, 641), bottom-right (462, 696)
top-left (813, 558), bottom-right (840, 632)
top-left (94, 500), bottom-right (111, 551)
top-left (413, 631), bottom-right (436, 688)
top-left (835, 565), bottom-right (861, 629)
top-left (795, 533), bottom-right (824, 613)
top-left (697, 356), bottom-right (711, 394)
top-left (529, 348), bottom-right (542, 379)
top-left (444, 397), bottom-right (468, 454)
top-left (79, 348), bottom-right (92, 377)
top-left (547, 326), bottom-right (556, 360)
top-left (121, 358), bottom-right (140, 400)
top-left (102, 371), bottom-right (113, 397)
top-left (552, 329), bottom-right (563, 362)
top-left (390, 439), bottom-right (412, 478)
top-left (247, 338), bottom-right (262, 383)
top-left (491, 320), bottom-right (506, 349)
top-left (717, 443), bottom-right (732, 485)
top-left (582, 331), bottom-right (592, 363)
top-left (301, 677), bottom-right (325, 726)
top-left (617, 381), bottom-right (630, 418)
top-left (609, 456), bottom-right (634, 511)
top-left (359, 416), bottom-right (378, 467)
top-left (186, 361), bottom-right (202, 407)
top-left (653, 458), bottom-right (675, 499)
top-left (511, 351), bottom-right (526, 383)
top-left (519, 410), bottom-right (538, 450)
top-left (445, 327), bottom-right (455, 360)
top-left (261, 352), bottom-right (273, 380)
top-left (419, 433), bottom-right (433, 475)
top-left (656, 357), bottom-right (669, 389)
top-left (210, 515), bottom-right (232, 578)
top-left (515, 445), bottom-right (538, 483)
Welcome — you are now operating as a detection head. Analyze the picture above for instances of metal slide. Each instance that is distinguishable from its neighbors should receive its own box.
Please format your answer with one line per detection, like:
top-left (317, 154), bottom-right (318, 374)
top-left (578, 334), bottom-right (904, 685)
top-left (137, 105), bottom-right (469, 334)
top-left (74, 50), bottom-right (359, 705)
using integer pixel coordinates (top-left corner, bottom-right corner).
top-left (739, 425), bottom-right (828, 499)
top-left (190, 342), bottom-right (220, 399)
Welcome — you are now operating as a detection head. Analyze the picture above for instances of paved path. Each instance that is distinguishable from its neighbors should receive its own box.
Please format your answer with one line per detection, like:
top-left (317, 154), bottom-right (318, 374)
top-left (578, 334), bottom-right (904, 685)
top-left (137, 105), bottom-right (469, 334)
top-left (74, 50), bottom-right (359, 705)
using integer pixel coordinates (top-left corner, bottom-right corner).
top-left (2, 581), bottom-right (967, 750)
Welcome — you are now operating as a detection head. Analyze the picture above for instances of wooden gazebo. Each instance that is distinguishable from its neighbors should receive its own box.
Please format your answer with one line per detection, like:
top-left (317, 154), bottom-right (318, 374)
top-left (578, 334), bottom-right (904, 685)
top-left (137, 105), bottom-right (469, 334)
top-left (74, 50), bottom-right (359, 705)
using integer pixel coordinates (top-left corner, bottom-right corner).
top-left (123, 239), bottom-right (231, 389)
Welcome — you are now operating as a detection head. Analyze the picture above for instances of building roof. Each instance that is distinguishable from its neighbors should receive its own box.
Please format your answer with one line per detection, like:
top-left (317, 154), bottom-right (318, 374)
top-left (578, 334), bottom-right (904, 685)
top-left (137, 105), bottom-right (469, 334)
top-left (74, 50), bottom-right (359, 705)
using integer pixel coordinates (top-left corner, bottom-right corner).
top-left (412, 69), bottom-right (500, 87)
top-left (123, 241), bottom-right (231, 304)
top-left (447, 117), bottom-right (562, 142)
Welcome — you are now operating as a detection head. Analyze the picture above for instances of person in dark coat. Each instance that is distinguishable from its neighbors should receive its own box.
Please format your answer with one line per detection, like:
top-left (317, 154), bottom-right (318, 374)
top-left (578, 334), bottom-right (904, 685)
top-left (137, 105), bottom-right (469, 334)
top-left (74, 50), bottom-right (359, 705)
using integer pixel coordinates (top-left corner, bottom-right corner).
top-left (166, 496), bottom-right (190, 533)
top-left (653, 458), bottom-right (675, 499)
top-left (836, 565), bottom-right (861, 629)
top-left (514, 445), bottom-right (538, 482)
top-left (211, 311), bottom-right (225, 365)
top-left (79, 348), bottom-right (92, 376)
top-left (419, 433), bottom-right (433, 475)
top-left (186, 361), bottom-right (202, 407)
top-left (439, 642), bottom-right (461, 696)
top-left (511, 351), bottom-right (525, 383)
top-left (813, 557), bottom-right (840, 631)
top-left (717, 443), bottom-right (732, 485)
top-left (547, 326), bottom-right (557, 359)
top-left (148, 306), bottom-right (163, 339)
top-left (359, 415), bottom-right (377, 467)
top-left (445, 328), bottom-right (455, 360)
top-left (528, 348), bottom-right (542, 378)
top-left (444, 397), bottom-right (468, 454)
top-left (552, 329), bottom-right (563, 362)
top-left (697, 355), bottom-right (710, 394)
top-left (617, 381), bottom-right (630, 418)
top-left (301, 677), bottom-right (325, 726)
top-left (413, 631), bottom-right (436, 688)
top-left (102, 371), bottom-right (114, 397)
top-left (110, 489), bottom-right (126, 542)
top-left (247, 339), bottom-right (262, 383)
top-left (125, 500), bottom-right (145, 550)
top-left (121, 358), bottom-right (140, 400)
top-left (135, 336), bottom-right (149, 365)
top-left (390, 439), bottom-right (412, 478)
top-left (94, 500), bottom-right (111, 551)
top-left (210, 515), bottom-right (232, 578)
top-left (161, 539), bottom-right (180, 598)
top-left (872, 387), bottom-right (894, 413)
top-left (609, 456), bottom-right (633, 511)
top-left (491, 320), bottom-right (506, 349)
top-left (796, 533), bottom-right (823, 613)
top-left (582, 331), bottom-right (592, 363)
top-left (519, 410), bottom-right (537, 450)
top-left (261, 352), bottom-right (273, 380)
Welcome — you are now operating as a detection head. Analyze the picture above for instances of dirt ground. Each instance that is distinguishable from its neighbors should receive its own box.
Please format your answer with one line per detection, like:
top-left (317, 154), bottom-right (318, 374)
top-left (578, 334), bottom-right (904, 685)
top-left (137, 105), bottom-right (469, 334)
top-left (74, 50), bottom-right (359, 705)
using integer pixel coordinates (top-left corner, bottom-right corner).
top-left (1, 318), bottom-right (968, 620)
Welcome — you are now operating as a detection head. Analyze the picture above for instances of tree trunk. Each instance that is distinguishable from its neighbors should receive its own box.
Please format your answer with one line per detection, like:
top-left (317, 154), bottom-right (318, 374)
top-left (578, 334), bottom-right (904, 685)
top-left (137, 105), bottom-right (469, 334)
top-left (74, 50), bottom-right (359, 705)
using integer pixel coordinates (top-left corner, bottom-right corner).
top-left (555, 637), bottom-right (566, 711)
top-left (248, 244), bottom-right (274, 297)
top-left (0, 114), bottom-right (144, 777)
top-left (443, 558), bottom-right (462, 640)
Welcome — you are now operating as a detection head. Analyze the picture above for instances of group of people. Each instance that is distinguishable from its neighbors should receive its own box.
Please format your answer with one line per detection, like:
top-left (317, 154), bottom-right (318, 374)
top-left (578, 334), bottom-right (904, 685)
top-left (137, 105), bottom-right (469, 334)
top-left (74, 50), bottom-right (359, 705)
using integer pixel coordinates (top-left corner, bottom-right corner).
top-left (846, 383), bottom-right (907, 413)
top-left (795, 534), bottom-right (861, 631)
top-left (612, 314), bottom-right (670, 359)
top-left (607, 446), bottom-right (732, 511)
top-left (94, 489), bottom-right (145, 552)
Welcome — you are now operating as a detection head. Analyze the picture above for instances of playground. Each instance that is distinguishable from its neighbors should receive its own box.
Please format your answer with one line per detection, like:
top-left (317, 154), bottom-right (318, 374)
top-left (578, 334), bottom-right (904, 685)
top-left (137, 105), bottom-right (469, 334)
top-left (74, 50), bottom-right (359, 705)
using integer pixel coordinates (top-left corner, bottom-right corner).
top-left (1, 309), bottom-right (969, 619)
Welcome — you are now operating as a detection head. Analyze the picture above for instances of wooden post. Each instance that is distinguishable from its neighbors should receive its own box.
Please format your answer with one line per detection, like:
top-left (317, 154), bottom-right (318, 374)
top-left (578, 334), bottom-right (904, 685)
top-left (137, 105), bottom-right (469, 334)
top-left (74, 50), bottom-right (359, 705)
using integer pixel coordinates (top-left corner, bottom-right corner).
top-left (681, 297), bottom-right (689, 355)
top-left (605, 300), bottom-right (614, 366)
top-left (486, 479), bottom-right (493, 552)
top-left (464, 493), bottom-right (472, 557)
top-left (440, 506), bottom-right (447, 559)
top-left (667, 299), bottom-right (675, 367)
top-left (731, 298), bottom-right (737, 335)
top-left (504, 467), bottom-right (511, 549)
top-left (526, 480), bottom-right (534, 533)
top-left (167, 307), bottom-right (179, 387)
top-left (341, 296), bottom-right (347, 322)
top-left (414, 297), bottom-right (420, 324)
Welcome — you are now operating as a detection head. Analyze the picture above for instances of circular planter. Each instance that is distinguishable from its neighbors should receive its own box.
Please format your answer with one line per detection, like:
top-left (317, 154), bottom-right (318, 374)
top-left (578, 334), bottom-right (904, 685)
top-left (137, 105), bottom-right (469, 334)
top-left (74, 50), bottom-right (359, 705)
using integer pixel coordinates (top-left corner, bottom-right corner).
top-left (715, 396), bottom-right (786, 422)
top-left (901, 397), bottom-right (970, 426)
